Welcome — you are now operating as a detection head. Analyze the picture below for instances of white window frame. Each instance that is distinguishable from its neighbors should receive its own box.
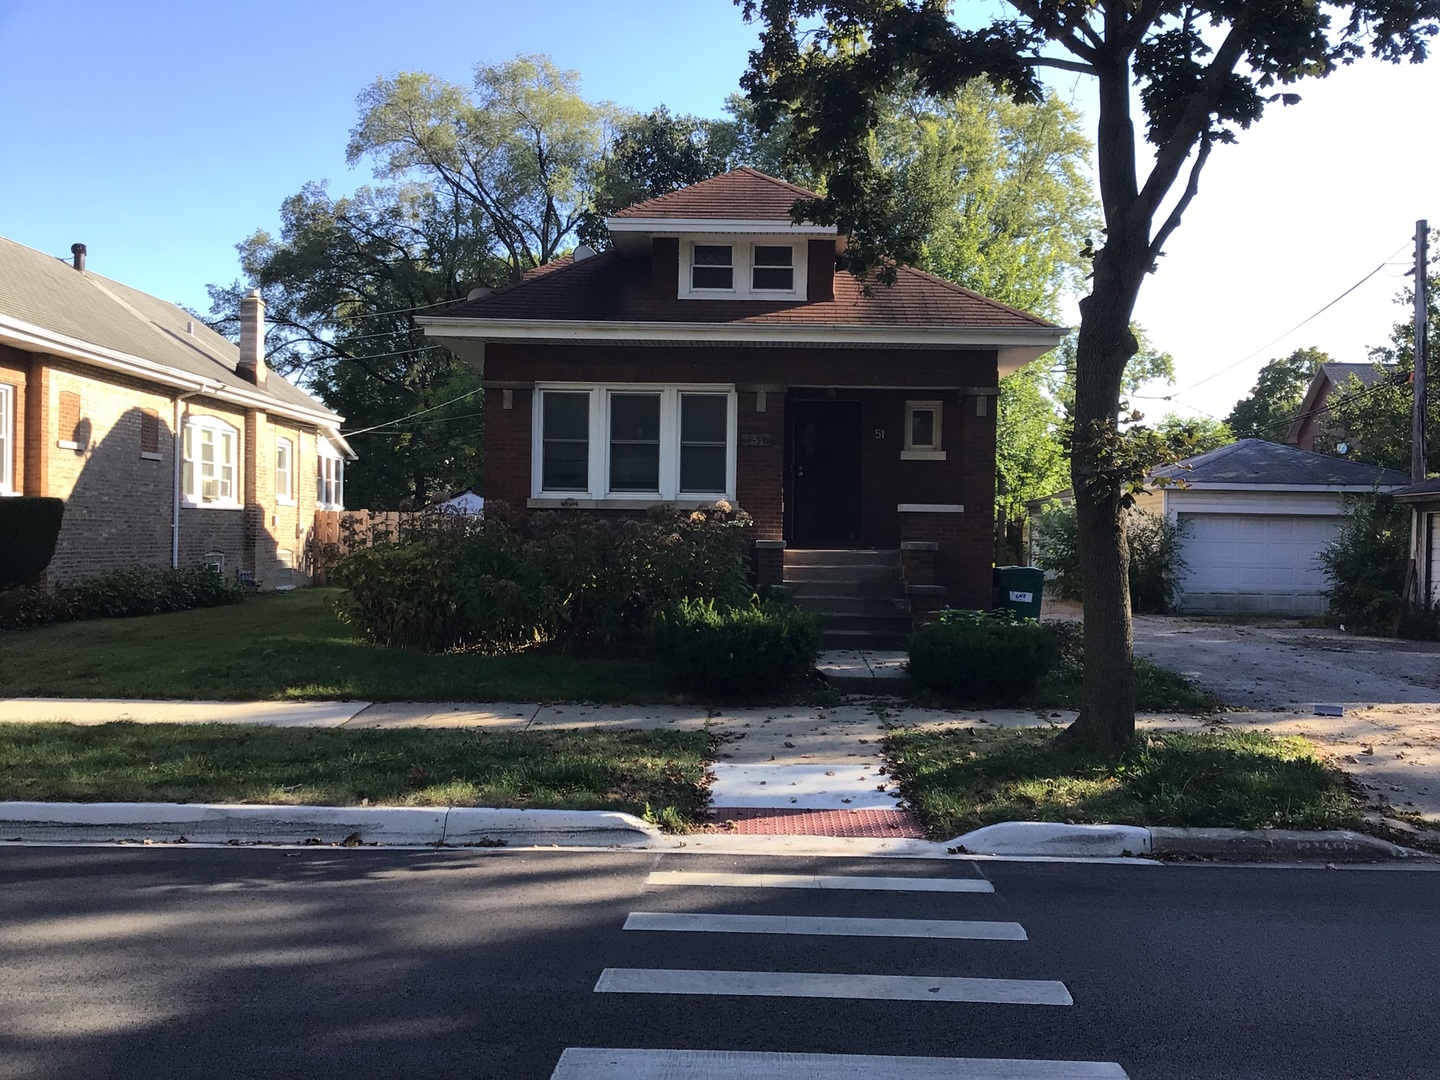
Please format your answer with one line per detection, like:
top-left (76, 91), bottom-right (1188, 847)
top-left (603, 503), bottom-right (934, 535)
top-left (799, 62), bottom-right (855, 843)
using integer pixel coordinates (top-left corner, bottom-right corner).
top-left (275, 437), bottom-right (295, 505)
top-left (531, 383), bottom-right (737, 504)
top-left (181, 416), bottom-right (240, 507)
top-left (0, 384), bottom-right (13, 495)
top-left (902, 400), bottom-right (946, 461)
top-left (678, 238), bottom-right (807, 301)
top-left (317, 442), bottom-right (345, 510)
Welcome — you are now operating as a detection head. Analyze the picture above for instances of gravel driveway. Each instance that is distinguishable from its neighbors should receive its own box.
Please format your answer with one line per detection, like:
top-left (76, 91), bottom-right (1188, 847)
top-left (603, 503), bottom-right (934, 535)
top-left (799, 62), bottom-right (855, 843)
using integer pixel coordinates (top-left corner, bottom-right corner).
top-left (1131, 615), bottom-right (1440, 823)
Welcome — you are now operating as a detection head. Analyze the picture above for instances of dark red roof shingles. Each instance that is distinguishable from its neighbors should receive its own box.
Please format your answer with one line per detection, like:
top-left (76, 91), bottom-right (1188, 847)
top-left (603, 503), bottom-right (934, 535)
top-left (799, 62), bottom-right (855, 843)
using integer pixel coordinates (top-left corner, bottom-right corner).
top-left (610, 166), bottom-right (822, 221)
top-left (439, 248), bottom-right (1056, 330)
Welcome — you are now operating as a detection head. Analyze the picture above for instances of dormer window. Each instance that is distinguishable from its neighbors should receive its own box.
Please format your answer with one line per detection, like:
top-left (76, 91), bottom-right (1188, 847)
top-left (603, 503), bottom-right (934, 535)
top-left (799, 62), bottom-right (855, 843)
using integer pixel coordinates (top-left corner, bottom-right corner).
top-left (752, 246), bottom-right (793, 291)
top-left (679, 238), bottom-right (807, 301)
top-left (691, 245), bottom-right (733, 290)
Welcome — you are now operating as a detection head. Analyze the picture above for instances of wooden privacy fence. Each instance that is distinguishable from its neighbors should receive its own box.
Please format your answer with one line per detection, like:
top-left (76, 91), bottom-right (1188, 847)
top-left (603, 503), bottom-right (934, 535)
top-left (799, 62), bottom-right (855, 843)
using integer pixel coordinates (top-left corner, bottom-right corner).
top-left (309, 509), bottom-right (421, 584)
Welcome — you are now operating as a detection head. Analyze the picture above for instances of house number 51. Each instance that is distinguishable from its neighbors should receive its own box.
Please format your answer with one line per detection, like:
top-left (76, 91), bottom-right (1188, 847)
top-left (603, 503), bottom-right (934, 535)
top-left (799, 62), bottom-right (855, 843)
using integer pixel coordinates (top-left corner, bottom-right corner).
top-left (874, 428), bottom-right (885, 440)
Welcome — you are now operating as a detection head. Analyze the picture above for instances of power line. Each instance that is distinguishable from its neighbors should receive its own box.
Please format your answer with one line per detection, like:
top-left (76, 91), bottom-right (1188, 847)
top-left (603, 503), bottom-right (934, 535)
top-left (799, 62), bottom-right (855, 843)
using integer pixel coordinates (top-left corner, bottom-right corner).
top-left (343, 407), bottom-right (487, 435)
top-left (340, 384), bottom-right (486, 437)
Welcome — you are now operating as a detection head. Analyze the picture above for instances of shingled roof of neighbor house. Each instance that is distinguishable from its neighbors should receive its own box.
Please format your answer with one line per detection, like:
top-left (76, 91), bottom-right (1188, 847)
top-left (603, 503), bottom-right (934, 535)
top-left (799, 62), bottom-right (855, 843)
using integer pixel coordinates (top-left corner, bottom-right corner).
top-left (0, 235), bottom-right (340, 425)
top-left (1152, 438), bottom-right (1410, 488)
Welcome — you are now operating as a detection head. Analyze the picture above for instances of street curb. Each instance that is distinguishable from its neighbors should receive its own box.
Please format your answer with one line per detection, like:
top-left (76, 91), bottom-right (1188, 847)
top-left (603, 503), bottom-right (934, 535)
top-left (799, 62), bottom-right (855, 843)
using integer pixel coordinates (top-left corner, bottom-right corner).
top-left (945, 821), bottom-right (1425, 861)
top-left (0, 802), bottom-right (661, 848)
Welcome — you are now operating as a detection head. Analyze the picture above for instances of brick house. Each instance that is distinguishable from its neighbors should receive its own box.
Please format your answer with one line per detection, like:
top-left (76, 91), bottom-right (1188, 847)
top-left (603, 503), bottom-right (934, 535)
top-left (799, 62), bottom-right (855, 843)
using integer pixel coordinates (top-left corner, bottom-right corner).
top-left (419, 169), bottom-right (1064, 633)
top-left (0, 236), bottom-right (354, 589)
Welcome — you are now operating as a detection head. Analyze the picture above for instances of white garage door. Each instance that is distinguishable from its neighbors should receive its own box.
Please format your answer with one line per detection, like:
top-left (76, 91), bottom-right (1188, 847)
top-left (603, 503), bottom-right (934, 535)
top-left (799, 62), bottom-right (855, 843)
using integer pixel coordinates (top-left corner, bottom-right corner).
top-left (1177, 513), bottom-right (1339, 616)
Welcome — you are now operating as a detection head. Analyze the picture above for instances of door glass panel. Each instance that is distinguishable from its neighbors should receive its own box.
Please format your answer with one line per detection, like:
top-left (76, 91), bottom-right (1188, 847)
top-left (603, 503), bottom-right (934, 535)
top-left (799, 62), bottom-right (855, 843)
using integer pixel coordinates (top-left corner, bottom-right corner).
top-left (609, 394), bottom-right (660, 491)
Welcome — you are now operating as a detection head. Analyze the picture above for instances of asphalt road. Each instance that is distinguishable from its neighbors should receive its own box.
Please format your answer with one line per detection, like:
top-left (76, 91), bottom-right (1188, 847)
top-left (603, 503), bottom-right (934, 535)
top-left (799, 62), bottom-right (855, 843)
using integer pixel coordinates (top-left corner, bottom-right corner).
top-left (1, 847), bottom-right (1437, 1080)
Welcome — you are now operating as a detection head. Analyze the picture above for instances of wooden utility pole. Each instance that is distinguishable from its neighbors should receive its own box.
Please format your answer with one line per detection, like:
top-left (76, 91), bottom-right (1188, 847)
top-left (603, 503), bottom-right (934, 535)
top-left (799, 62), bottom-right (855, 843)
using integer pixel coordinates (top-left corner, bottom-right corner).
top-left (1412, 219), bottom-right (1429, 483)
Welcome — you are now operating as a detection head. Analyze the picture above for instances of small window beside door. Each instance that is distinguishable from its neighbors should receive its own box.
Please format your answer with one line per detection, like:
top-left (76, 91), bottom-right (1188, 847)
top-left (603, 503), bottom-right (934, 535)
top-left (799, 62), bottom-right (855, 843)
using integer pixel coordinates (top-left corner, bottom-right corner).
top-left (902, 401), bottom-right (945, 460)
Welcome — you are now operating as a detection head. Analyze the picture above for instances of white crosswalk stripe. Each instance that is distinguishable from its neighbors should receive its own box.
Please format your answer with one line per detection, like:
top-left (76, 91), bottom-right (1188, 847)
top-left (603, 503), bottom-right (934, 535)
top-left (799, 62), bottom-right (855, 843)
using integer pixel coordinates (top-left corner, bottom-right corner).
top-left (623, 911), bottom-right (1028, 940)
top-left (646, 870), bottom-right (995, 893)
top-left (552, 1048), bottom-right (1129, 1079)
top-left (595, 967), bottom-right (1074, 1004)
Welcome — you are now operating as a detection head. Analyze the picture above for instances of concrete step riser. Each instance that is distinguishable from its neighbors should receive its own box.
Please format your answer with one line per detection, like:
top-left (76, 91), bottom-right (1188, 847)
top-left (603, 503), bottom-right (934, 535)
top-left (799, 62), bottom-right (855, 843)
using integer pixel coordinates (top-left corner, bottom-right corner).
top-left (787, 580), bottom-right (907, 599)
top-left (785, 549), bottom-right (901, 568)
top-left (792, 596), bottom-right (910, 617)
top-left (784, 566), bottom-right (903, 584)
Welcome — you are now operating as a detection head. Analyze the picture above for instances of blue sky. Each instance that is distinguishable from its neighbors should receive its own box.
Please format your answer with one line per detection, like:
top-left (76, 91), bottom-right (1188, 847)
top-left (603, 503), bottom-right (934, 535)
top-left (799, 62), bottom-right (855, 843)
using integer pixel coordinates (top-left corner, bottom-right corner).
top-left (1, 0), bottom-right (1434, 420)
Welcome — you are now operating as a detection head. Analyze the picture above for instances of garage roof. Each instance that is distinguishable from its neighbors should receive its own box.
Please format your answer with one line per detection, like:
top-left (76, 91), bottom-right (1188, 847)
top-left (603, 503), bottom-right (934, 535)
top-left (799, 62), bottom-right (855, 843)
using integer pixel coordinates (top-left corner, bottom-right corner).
top-left (1154, 438), bottom-right (1409, 488)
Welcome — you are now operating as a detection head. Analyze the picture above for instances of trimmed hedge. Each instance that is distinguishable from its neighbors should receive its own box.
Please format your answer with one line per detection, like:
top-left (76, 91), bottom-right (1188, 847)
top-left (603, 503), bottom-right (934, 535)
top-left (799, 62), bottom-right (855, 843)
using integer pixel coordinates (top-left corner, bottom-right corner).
top-left (907, 609), bottom-right (1061, 699)
top-left (333, 501), bottom-right (755, 653)
top-left (0, 497), bottom-right (65, 590)
top-left (0, 566), bottom-right (247, 632)
top-left (649, 598), bottom-right (822, 695)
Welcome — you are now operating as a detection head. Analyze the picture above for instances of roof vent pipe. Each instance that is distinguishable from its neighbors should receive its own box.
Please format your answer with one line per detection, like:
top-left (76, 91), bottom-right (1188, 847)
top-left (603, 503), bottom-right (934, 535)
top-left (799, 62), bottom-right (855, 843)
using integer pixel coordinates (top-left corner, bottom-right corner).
top-left (70, 243), bottom-right (86, 272)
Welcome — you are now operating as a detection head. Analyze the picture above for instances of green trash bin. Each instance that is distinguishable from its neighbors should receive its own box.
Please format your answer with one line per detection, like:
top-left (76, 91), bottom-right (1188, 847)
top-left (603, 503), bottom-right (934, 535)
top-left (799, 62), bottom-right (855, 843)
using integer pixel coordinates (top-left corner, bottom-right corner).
top-left (993, 565), bottom-right (1044, 621)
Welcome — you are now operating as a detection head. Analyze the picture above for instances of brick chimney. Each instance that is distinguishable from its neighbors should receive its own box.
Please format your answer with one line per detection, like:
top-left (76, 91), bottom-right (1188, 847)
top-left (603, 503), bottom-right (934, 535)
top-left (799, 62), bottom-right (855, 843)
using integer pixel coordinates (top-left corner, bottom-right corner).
top-left (238, 289), bottom-right (267, 387)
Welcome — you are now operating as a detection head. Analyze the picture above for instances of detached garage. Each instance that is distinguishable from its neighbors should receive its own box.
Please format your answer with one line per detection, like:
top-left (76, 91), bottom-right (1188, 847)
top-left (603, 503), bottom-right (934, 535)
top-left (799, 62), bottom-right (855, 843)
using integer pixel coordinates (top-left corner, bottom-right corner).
top-left (1150, 440), bottom-right (1408, 616)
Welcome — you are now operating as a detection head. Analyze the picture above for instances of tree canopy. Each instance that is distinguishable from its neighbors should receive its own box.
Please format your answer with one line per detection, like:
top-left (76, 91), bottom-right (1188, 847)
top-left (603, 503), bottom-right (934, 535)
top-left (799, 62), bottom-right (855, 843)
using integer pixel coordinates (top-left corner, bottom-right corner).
top-left (741, 0), bottom-right (1440, 749)
top-left (1226, 346), bottom-right (1330, 441)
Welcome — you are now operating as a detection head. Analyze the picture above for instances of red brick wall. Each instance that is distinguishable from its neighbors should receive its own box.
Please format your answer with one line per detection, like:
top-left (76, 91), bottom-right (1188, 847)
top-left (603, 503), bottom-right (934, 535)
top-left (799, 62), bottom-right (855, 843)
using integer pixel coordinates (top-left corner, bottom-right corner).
top-left (480, 342), bottom-right (999, 598)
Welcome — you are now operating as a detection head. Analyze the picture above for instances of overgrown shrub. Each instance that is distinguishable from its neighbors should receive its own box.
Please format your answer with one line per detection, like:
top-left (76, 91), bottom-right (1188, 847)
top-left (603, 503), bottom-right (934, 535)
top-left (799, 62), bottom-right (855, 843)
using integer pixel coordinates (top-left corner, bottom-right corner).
top-left (649, 597), bottom-right (822, 694)
top-left (333, 501), bottom-right (755, 653)
top-left (1032, 505), bottom-right (1188, 614)
top-left (907, 609), bottom-right (1061, 699)
top-left (0, 566), bottom-right (246, 632)
top-left (0, 497), bottom-right (65, 590)
top-left (1319, 493), bottom-right (1409, 635)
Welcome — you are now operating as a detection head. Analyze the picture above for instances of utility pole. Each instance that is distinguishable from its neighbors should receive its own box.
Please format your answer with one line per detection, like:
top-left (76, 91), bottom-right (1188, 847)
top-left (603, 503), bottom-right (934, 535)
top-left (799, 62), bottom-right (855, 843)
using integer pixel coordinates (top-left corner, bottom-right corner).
top-left (1412, 220), bottom-right (1429, 483)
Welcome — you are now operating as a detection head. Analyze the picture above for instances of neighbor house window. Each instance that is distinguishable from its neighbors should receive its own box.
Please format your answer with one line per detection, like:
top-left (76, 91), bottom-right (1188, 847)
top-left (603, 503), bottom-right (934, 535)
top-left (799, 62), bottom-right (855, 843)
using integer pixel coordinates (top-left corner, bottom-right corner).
top-left (275, 437), bottom-right (294, 504)
top-left (690, 244), bottom-right (733, 290)
top-left (533, 385), bottom-right (736, 501)
top-left (902, 400), bottom-right (945, 460)
top-left (317, 443), bottom-right (344, 509)
top-left (203, 551), bottom-right (226, 574)
top-left (0, 384), bottom-right (13, 493)
top-left (752, 245), bottom-right (794, 291)
top-left (181, 416), bottom-right (239, 505)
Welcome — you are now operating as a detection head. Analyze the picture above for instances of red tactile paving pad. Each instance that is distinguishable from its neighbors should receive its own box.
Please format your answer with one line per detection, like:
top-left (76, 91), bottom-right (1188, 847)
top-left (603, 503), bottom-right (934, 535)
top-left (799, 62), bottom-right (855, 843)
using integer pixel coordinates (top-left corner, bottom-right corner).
top-left (707, 807), bottom-right (926, 838)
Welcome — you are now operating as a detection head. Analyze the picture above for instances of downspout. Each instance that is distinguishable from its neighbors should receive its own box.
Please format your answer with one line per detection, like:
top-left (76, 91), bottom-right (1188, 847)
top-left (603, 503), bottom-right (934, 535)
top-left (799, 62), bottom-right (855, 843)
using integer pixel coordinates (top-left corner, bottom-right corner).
top-left (172, 383), bottom-right (217, 569)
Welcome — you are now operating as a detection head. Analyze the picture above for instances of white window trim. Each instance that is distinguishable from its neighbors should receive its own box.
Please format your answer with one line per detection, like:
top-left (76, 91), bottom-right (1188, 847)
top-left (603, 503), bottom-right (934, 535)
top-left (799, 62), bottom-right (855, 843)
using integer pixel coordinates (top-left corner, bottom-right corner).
top-left (181, 415), bottom-right (241, 508)
top-left (677, 237), bottom-right (807, 301)
top-left (531, 383), bottom-right (737, 504)
top-left (317, 442), bottom-right (345, 510)
top-left (275, 437), bottom-right (295, 505)
top-left (902, 399), bottom-right (946, 461)
top-left (0, 384), bottom-right (13, 495)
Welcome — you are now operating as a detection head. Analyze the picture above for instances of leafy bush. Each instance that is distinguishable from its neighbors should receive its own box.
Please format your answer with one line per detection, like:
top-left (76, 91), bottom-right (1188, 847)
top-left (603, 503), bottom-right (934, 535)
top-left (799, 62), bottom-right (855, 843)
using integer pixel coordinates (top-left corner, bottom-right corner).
top-left (1319, 493), bottom-right (1410, 635)
top-left (333, 501), bottom-right (755, 653)
top-left (1032, 505), bottom-right (1188, 614)
top-left (907, 609), bottom-right (1061, 699)
top-left (649, 597), bottom-right (822, 695)
top-left (0, 497), bottom-right (65, 590)
top-left (0, 566), bottom-right (246, 632)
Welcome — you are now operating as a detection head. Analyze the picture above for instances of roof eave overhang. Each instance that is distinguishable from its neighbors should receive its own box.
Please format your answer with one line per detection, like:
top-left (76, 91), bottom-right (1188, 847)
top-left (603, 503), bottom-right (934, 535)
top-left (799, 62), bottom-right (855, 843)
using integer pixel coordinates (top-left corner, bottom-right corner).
top-left (0, 313), bottom-right (346, 432)
top-left (1161, 481), bottom-right (1408, 492)
top-left (605, 216), bottom-right (838, 236)
top-left (418, 316), bottom-right (1065, 372)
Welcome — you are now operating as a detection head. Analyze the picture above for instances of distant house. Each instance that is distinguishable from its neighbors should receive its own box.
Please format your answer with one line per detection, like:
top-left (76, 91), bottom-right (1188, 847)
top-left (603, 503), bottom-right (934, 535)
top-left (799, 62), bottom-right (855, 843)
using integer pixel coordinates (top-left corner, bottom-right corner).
top-left (1391, 479), bottom-right (1440, 606)
top-left (418, 168), bottom-right (1065, 630)
top-left (1286, 361), bottom-right (1395, 452)
top-left (0, 237), bottom-right (354, 588)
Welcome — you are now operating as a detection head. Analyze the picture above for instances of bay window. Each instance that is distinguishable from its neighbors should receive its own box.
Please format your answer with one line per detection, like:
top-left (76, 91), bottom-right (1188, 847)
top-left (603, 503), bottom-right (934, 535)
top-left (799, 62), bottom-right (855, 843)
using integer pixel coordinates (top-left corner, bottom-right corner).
top-left (317, 444), bottom-right (345, 509)
top-left (533, 385), bottom-right (736, 502)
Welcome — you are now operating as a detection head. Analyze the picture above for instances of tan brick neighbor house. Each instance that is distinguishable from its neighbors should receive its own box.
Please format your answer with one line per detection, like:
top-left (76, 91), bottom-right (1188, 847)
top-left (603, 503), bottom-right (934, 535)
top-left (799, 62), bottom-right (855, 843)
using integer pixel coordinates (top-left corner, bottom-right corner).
top-left (0, 236), bottom-right (354, 589)
top-left (419, 169), bottom-right (1066, 635)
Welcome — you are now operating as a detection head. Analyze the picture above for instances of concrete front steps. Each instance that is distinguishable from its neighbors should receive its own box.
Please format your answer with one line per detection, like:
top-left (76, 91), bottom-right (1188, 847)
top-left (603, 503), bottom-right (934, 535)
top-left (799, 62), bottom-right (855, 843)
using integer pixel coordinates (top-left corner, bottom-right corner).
top-left (785, 549), bottom-right (913, 650)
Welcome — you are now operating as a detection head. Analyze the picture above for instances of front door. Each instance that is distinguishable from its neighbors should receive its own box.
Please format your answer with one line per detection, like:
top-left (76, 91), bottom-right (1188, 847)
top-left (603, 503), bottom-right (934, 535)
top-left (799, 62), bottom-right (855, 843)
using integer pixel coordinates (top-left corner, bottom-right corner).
top-left (791, 399), bottom-right (862, 546)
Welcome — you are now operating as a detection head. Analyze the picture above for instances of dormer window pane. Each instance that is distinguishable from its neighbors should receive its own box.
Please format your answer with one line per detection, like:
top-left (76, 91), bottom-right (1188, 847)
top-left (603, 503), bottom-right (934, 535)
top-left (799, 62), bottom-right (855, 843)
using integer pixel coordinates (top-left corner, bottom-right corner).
top-left (752, 245), bottom-right (794, 291)
top-left (692, 245), bottom-right (733, 290)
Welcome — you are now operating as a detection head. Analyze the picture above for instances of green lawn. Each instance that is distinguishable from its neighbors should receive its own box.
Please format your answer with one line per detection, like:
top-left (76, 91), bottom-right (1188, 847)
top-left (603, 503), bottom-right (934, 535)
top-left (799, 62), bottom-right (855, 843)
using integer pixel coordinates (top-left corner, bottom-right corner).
top-left (0, 722), bottom-right (709, 829)
top-left (0, 589), bottom-right (674, 703)
top-left (885, 726), bottom-right (1362, 839)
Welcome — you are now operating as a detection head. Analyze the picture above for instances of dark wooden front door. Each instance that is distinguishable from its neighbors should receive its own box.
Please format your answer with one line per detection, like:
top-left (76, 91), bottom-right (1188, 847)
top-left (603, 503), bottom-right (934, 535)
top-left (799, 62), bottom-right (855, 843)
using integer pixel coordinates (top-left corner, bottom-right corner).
top-left (791, 400), bottom-right (862, 546)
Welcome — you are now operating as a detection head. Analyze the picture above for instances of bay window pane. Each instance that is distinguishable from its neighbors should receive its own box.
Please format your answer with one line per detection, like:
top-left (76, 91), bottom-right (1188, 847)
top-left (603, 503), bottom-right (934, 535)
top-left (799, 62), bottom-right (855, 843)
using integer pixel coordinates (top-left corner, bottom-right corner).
top-left (609, 393), bottom-right (660, 491)
top-left (679, 394), bottom-right (728, 493)
top-left (542, 392), bottom-right (590, 491)
top-left (680, 446), bottom-right (726, 492)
